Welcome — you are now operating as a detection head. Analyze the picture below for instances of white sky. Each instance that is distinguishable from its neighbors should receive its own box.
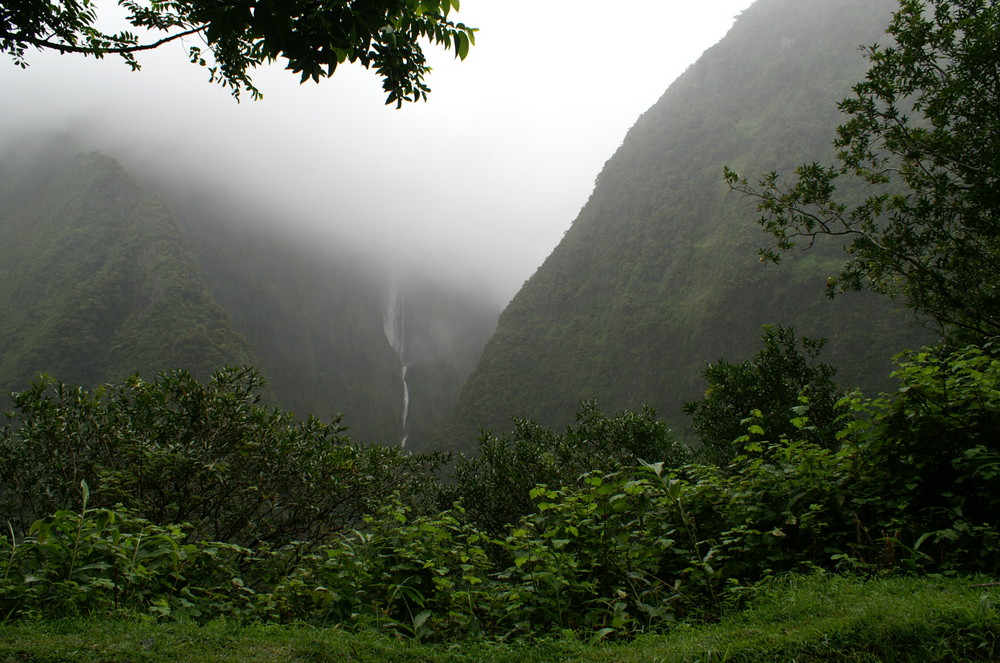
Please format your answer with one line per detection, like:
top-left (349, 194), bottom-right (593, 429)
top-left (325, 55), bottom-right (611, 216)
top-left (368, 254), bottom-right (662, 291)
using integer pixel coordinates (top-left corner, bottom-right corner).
top-left (1, 1), bottom-right (756, 302)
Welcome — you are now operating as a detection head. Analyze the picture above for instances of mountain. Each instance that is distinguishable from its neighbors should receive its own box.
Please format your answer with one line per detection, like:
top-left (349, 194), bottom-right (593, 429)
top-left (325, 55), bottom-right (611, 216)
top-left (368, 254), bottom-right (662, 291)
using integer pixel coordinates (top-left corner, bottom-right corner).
top-left (0, 147), bottom-right (256, 393)
top-left (168, 193), bottom-right (499, 447)
top-left (0, 143), bottom-right (498, 448)
top-left (389, 276), bottom-right (500, 451)
top-left (437, 0), bottom-right (932, 451)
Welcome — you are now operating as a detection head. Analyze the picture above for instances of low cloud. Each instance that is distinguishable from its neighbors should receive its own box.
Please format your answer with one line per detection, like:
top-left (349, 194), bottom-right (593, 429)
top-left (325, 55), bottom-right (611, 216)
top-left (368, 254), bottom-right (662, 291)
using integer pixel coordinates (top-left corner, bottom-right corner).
top-left (1, 1), bottom-right (752, 303)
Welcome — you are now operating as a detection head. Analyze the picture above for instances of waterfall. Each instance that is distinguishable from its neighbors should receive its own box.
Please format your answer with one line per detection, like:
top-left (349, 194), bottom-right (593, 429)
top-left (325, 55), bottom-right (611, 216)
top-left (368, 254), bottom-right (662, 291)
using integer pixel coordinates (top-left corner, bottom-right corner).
top-left (400, 365), bottom-right (410, 448)
top-left (383, 282), bottom-right (410, 447)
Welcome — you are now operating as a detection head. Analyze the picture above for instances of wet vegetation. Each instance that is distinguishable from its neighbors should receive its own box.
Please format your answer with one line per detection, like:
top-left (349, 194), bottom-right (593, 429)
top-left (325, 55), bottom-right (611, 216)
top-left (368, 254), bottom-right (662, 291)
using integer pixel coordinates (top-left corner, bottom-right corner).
top-left (0, 338), bottom-right (998, 656)
top-left (2, 0), bottom-right (999, 659)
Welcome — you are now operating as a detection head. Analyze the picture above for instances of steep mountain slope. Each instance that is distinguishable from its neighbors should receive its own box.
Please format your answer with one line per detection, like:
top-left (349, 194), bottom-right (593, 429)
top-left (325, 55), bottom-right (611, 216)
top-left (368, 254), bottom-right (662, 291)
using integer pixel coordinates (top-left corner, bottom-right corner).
top-left (439, 0), bottom-right (931, 450)
top-left (169, 197), bottom-right (498, 447)
top-left (388, 276), bottom-right (499, 452)
top-left (0, 144), bottom-right (498, 447)
top-left (0, 147), bottom-right (256, 394)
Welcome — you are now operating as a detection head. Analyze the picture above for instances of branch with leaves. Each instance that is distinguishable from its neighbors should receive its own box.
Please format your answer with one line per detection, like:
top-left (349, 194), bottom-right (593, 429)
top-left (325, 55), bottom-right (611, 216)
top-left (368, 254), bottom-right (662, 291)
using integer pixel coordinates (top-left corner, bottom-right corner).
top-left (0, 0), bottom-right (477, 103)
top-left (725, 0), bottom-right (1000, 342)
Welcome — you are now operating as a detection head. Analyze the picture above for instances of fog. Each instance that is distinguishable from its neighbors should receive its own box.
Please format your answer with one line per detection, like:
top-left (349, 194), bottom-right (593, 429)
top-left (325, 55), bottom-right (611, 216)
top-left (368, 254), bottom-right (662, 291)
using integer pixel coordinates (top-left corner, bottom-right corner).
top-left (1, 1), bottom-right (754, 303)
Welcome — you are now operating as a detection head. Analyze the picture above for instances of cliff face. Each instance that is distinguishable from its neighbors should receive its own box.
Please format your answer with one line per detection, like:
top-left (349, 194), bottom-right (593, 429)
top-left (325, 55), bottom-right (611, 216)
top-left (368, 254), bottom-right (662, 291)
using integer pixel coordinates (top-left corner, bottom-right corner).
top-left (439, 0), bottom-right (930, 451)
top-left (0, 149), bottom-right (256, 395)
top-left (169, 195), bottom-right (499, 447)
top-left (0, 146), bottom-right (498, 448)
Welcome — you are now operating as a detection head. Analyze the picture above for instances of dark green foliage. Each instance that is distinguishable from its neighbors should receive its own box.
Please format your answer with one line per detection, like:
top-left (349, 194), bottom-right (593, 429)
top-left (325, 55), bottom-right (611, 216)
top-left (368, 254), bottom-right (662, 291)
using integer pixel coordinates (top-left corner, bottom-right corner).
top-left (2, 0), bottom-right (475, 104)
top-left (440, 0), bottom-right (930, 452)
top-left (0, 501), bottom-right (249, 622)
top-left (498, 454), bottom-right (856, 629)
top-left (0, 367), bottom-right (446, 546)
top-left (727, 0), bottom-right (1000, 343)
top-left (0, 352), bottom-right (998, 638)
top-left (851, 343), bottom-right (1000, 573)
top-left (684, 326), bottom-right (846, 465)
top-left (500, 472), bottom-right (688, 633)
top-left (262, 502), bottom-right (498, 640)
top-left (448, 401), bottom-right (689, 538)
top-left (469, 343), bottom-right (1000, 633)
top-left (488, 342), bottom-right (1000, 630)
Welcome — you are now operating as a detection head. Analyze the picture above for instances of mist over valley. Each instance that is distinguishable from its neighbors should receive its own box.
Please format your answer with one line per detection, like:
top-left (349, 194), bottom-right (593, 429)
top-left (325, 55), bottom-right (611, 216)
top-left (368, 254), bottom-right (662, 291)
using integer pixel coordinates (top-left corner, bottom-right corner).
top-left (4, 0), bottom-right (1000, 654)
top-left (1, 0), bottom-right (934, 453)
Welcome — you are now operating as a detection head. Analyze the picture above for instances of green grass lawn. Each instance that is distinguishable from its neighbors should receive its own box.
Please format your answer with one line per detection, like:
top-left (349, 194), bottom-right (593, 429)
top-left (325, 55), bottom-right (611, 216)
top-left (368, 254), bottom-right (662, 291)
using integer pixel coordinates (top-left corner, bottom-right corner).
top-left (2, 574), bottom-right (997, 662)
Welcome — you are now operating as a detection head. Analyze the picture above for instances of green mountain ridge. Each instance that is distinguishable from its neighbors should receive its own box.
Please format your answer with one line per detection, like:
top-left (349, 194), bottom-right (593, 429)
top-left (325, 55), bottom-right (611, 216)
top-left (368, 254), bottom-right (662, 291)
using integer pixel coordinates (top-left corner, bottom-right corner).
top-left (0, 145), bottom-right (498, 448)
top-left (0, 149), bottom-right (257, 393)
top-left (437, 0), bottom-right (933, 451)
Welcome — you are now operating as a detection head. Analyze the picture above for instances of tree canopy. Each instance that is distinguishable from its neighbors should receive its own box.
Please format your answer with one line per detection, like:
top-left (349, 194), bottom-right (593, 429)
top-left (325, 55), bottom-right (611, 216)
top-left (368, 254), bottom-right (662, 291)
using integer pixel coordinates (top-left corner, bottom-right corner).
top-left (0, 0), bottom-right (476, 104)
top-left (725, 0), bottom-right (1000, 342)
top-left (683, 326), bottom-right (845, 467)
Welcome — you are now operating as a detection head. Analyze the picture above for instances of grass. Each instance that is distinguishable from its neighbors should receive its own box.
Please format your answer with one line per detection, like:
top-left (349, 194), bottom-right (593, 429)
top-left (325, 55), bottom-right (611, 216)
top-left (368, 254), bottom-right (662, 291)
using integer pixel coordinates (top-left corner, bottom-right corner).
top-left (621, 573), bottom-right (1000, 662)
top-left (1, 574), bottom-right (996, 662)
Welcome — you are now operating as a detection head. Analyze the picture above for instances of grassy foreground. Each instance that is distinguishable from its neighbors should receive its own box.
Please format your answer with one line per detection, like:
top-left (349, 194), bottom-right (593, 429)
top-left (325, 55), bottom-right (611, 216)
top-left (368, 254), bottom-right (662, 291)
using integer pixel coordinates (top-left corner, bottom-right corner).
top-left (2, 574), bottom-right (997, 662)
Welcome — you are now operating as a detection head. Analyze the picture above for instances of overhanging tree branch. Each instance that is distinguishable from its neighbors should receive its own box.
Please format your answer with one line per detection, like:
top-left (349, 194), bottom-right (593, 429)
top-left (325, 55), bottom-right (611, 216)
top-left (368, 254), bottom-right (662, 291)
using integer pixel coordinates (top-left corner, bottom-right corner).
top-left (725, 0), bottom-right (1000, 344)
top-left (10, 24), bottom-right (205, 55)
top-left (1, 0), bottom-right (476, 103)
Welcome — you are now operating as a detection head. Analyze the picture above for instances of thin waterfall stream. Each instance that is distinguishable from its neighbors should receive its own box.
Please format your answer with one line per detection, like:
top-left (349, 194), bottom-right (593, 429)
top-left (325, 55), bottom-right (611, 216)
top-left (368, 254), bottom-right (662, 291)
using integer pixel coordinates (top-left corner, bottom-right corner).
top-left (383, 283), bottom-right (410, 447)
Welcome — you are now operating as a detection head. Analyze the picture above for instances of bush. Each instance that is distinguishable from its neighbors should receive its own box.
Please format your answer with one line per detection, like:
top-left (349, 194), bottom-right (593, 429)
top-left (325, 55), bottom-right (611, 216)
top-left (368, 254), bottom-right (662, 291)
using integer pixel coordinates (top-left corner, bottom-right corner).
top-left (258, 501), bottom-right (498, 641)
top-left (0, 367), bottom-right (446, 547)
top-left (850, 343), bottom-right (1000, 573)
top-left (0, 485), bottom-right (250, 621)
top-left (684, 326), bottom-right (846, 466)
top-left (493, 442), bottom-right (857, 636)
top-left (497, 469), bottom-right (686, 636)
top-left (448, 401), bottom-right (690, 538)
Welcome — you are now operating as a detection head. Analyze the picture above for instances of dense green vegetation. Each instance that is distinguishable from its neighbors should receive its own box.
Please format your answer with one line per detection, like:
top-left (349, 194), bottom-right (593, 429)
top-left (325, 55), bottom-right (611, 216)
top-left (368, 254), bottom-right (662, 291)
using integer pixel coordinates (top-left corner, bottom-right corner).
top-left (438, 0), bottom-right (932, 451)
top-left (2, 0), bottom-right (999, 659)
top-left (0, 339), bottom-right (998, 649)
top-left (0, 367), bottom-right (443, 545)
top-left (448, 401), bottom-right (691, 538)
top-left (684, 326), bottom-right (844, 466)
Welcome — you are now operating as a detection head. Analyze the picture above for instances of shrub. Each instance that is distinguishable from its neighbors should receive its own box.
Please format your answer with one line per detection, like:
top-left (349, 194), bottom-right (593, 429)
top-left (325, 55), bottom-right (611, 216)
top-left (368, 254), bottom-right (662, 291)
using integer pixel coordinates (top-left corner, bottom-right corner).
top-left (0, 367), bottom-right (446, 547)
top-left (0, 484), bottom-right (249, 621)
top-left (258, 502), bottom-right (498, 641)
top-left (497, 469), bottom-right (686, 636)
top-left (449, 400), bottom-right (689, 538)
top-left (684, 326), bottom-right (846, 466)
top-left (850, 343), bottom-right (1000, 573)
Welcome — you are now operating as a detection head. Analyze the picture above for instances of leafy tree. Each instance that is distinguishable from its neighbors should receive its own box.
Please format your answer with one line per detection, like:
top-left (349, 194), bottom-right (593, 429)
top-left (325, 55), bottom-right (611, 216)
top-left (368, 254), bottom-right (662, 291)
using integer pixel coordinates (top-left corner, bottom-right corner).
top-left (725, 0), bottom-right (1000, 342)
top-left (0, 0), bottom-right (476, 104)
top-left (852, 343), bottom-right (1000, 571)
top-left (449, 400), bottom-right (690, 538)
top-left (684, 326), bottom-right (845, 466)
top-left (0, 367), bottom-right (446, 546)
